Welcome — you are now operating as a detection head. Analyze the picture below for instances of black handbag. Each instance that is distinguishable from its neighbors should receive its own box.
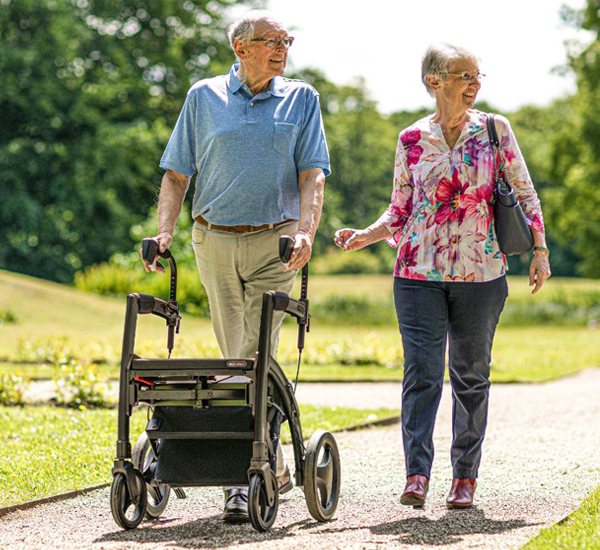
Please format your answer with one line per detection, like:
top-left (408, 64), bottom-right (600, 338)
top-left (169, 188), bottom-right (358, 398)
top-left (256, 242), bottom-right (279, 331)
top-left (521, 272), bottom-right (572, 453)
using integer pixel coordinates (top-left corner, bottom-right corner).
top-left (486, 114), bottom-right (534, 256)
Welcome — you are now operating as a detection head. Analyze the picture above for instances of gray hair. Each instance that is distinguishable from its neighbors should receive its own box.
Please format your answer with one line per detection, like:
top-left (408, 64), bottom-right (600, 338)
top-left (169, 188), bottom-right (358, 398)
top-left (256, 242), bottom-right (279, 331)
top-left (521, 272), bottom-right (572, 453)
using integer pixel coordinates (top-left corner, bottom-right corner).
top-left (421, 43), bottom-right (479, 97)
top-left (227, 11), bottom-right (284, 59)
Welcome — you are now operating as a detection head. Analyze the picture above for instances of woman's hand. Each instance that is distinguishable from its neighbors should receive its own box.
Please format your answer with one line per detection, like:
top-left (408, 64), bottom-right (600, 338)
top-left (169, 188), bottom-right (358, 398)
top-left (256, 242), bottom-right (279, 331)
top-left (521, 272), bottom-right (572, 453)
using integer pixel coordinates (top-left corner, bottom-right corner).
top-left (334, 228), bottom-right (370, 251)
top-left (529, 254), bottom-right (551, 295)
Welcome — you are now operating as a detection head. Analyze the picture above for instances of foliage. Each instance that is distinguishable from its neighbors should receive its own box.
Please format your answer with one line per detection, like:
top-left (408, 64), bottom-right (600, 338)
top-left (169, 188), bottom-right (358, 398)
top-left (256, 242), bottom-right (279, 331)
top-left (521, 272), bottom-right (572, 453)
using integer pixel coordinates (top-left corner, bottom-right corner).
top-left (0, 0), bottom-right (254, 283)
top-left (0, 374), bottom-right (29, 406)
top-left (310, 294), bottom-right (397, 326)
top-left (311, 248), bottom-right (386, 275)
top-left (0, 309), bottom-right (17, 325)
top-left (0, 403), bottom-right (395, 507)
top-left (52, 360), bottom-right (110, 409)
top-left (522, 484), bottom-right (600, 550)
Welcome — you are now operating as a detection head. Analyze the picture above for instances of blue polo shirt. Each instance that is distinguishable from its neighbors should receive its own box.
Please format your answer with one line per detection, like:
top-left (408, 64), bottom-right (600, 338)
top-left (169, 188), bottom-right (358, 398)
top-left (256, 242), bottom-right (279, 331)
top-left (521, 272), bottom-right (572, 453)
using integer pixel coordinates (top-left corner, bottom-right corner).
top-left (160, 64), bottom-right (331, 226)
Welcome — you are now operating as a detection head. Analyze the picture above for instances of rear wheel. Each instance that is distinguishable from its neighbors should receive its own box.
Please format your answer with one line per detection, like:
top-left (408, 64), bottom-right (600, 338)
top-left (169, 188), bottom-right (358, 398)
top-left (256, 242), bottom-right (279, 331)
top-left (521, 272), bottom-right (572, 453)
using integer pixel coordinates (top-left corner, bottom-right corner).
top-left (132, 432), bottom-right (170, 519)
top-left (303, 430), bottom-right (341, 521)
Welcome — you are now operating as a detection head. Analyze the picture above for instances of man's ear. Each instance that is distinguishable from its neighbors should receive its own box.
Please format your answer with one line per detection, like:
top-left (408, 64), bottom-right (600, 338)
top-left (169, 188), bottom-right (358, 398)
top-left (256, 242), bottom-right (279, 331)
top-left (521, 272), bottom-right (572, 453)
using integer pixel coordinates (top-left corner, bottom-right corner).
top-left (233, 39), bottom-right (248, 61)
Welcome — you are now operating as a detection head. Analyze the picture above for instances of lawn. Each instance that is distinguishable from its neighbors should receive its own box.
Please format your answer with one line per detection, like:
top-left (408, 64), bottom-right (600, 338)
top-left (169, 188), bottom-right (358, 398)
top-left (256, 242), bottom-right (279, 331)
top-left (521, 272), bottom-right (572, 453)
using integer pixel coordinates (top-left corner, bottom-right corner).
top-left (522, 484), bottom-right (600, 549)
top-left (0, 404), bottom-right (395, 507)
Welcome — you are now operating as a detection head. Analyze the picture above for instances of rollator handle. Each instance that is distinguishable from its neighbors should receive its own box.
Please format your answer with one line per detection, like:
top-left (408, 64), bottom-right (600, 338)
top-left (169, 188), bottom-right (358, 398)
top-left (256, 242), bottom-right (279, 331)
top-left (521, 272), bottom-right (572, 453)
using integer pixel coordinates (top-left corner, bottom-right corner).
top-left (278, 235), bottom-right (294, 264)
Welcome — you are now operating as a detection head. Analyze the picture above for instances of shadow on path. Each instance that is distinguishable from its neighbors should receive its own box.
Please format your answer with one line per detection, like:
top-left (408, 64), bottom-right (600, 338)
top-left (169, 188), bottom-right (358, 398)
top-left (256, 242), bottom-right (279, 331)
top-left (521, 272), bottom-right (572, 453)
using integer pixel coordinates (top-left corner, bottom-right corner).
top-left (95, 507), bottom-right (540, 548)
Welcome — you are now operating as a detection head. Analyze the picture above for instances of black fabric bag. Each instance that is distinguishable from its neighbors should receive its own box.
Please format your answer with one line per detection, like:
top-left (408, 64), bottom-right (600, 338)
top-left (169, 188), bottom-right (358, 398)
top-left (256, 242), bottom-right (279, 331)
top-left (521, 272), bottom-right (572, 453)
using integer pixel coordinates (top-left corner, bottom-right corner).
top-left (486, 114), bottom-right (534, 256)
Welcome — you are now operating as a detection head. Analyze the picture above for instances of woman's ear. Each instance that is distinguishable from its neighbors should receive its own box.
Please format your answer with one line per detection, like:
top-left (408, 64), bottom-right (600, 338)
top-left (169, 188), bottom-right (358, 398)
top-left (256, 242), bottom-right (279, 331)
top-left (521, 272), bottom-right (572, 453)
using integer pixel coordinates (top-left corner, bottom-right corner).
top-left (427, 74), bottom-right (441, 92)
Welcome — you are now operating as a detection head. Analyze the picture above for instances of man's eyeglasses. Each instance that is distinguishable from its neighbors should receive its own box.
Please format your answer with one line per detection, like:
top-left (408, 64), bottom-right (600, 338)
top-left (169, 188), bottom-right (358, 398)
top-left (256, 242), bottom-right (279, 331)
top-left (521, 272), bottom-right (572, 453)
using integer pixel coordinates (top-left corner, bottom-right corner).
top-left (250, 36), bottom-right (295, 49)
top-left (443, 71), bottom-right (486, 81)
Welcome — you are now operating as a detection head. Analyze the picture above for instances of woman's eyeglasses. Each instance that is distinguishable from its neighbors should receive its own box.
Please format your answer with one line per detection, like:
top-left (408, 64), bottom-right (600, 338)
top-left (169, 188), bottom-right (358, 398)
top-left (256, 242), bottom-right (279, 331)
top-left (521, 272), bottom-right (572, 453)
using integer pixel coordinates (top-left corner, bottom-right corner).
top-left (444, 71), bottom-right (486, 81)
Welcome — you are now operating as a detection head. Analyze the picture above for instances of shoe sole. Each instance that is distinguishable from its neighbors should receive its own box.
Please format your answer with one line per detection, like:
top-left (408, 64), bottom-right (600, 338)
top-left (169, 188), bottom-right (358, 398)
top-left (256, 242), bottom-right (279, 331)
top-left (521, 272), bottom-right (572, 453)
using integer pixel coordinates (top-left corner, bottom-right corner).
top-left (222, 512), bottom-right (249, 523)
top-left (278, 479), bottom-right (294, 495)
top-left (446, 502), bottom-right (473, 509)
top-left (400, 493), bottom-right (426, 508)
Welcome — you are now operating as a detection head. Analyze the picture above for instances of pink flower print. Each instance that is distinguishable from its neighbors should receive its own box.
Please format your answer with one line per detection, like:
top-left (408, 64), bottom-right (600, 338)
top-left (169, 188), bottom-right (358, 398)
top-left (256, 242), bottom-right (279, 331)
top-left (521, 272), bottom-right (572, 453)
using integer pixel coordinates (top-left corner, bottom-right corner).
top-left (462, 184), bottom-right (493, 234)
top-left (389, 192), bottom-right (413, 229)
top-left (396, 241), bottom-right (420, 271)
top-left (401, 128), bottom-right (424, 166)
top-left (434, 169), bottom-right (469, 225)
top-left (444, 271), bottom-right (476, 282)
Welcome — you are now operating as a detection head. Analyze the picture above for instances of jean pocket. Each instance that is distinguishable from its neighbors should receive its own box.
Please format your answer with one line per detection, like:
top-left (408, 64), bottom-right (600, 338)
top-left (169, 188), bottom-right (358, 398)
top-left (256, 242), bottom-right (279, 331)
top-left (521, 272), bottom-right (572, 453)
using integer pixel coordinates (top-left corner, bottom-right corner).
top-left (192, 222), bottom-right (207, 246)
top-left (273, 122), bottom-right (299, 155)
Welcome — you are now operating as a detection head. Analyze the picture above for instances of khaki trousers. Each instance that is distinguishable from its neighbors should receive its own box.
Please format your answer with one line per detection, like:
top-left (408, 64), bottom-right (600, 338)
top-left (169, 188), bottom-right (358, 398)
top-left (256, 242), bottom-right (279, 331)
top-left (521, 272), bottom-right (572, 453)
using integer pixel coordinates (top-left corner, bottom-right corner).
top-left (192, 220), bottom-right (298, 359)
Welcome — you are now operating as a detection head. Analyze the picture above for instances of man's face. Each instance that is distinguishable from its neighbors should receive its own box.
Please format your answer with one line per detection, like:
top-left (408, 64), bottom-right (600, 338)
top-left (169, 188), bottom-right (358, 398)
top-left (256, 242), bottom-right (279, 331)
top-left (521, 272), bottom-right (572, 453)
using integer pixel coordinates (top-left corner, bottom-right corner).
top-left (238, 19), bottom-right (291, 80)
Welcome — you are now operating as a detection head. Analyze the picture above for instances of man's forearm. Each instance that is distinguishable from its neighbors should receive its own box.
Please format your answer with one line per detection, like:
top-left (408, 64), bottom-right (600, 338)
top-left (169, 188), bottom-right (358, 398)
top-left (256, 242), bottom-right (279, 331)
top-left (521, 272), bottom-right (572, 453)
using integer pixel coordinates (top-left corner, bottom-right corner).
top-left (157, 170), bottom-right (191, 236)
top-left (297, 167), bottom-right (325, 241)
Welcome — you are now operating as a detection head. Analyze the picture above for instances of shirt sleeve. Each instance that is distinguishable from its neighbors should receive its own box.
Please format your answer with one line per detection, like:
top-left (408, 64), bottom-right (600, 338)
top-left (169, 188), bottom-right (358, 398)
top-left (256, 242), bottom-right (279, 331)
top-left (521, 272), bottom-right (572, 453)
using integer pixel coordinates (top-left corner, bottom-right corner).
top-left (295, 90), bottom-right (331, 176)
top-left (496, 115), bottom-right (545, 234)
top-left (379, 134), bottom-right (415, 248)
top-left (159, 91), bottom-right (198, 177)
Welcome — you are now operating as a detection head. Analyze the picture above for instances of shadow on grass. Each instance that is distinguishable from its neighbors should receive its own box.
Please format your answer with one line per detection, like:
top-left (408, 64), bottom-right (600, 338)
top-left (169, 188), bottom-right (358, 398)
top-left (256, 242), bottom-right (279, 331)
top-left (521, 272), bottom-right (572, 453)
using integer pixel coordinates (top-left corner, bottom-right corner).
top-left (96, 506), bottom-right (539, 548)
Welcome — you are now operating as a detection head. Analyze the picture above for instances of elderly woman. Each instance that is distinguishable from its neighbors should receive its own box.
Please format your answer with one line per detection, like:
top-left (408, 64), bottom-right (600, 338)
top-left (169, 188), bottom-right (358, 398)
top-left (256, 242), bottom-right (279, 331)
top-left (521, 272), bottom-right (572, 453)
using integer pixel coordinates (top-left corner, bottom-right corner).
top-left (334, 43), bottom-right (551, 508)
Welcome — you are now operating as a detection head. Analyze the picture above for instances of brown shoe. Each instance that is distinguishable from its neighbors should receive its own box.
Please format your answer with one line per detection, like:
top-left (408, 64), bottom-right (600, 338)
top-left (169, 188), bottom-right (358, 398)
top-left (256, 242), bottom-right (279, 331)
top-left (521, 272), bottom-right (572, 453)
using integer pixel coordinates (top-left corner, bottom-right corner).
top-left (400, 474), bottom-right (429, 507)
top-left (446, 478), bottom-right (477, 508)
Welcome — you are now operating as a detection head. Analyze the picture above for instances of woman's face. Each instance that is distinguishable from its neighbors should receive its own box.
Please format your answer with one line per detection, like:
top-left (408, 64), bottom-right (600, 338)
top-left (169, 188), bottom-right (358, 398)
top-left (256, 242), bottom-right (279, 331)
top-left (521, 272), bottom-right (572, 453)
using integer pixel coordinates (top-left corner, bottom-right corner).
top-left (434, 57), bottom-right (482, 112)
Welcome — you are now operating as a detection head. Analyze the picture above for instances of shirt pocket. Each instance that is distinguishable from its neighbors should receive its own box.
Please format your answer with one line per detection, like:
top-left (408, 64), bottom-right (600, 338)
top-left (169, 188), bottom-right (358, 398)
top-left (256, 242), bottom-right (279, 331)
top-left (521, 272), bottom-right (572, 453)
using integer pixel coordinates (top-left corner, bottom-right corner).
top-left (273, 122), bottom-right (299, 156)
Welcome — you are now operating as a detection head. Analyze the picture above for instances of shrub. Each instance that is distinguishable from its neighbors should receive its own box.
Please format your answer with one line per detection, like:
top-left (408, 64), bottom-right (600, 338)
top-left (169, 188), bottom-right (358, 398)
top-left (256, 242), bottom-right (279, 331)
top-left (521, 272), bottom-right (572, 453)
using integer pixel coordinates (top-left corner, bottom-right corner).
top-left (311, 249), bottom-right (385, 275)
top-left (53, 361), bottom-right (110, 409)
top-left (311, 294), bottom-right (397, 326)
top-left (74, 263), bottom-right (209, 317)
top-left (0, 310), bottom-right (17, 325)
top-left (0, 374), bottom-right (30, 406)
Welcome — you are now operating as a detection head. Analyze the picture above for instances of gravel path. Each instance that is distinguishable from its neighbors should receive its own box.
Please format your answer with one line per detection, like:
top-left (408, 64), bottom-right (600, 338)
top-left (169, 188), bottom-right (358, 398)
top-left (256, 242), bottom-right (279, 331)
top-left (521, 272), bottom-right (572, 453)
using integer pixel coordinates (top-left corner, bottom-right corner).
top-left (4, 369), bottom-right (600, 549)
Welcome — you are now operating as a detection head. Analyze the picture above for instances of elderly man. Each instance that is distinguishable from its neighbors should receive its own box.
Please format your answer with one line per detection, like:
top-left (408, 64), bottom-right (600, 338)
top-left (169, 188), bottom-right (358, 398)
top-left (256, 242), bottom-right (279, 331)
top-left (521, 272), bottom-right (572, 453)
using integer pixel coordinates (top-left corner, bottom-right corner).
top-left (142, 11), bottom-right (330, 522)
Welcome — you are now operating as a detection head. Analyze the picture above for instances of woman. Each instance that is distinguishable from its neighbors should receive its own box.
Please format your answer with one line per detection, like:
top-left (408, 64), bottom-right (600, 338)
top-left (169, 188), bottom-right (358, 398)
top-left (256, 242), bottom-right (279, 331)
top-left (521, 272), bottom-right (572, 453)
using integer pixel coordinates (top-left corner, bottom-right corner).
top-left (334, 43), bottom-right (551, 509)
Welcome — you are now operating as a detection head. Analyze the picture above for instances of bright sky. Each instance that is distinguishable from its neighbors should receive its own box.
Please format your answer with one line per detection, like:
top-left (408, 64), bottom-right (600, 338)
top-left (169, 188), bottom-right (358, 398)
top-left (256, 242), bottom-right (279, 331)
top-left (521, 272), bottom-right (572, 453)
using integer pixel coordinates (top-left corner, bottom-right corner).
top-left (260, 0), bottom-right (592, 113)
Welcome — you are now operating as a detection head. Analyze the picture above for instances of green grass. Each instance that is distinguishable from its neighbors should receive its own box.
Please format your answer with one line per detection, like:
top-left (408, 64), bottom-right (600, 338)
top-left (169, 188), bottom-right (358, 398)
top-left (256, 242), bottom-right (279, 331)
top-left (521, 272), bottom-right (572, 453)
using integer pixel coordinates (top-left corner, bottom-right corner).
top-left (0, 404), bottom-right (395, 507)
top-left (521, 484), bottom-right (600, 549)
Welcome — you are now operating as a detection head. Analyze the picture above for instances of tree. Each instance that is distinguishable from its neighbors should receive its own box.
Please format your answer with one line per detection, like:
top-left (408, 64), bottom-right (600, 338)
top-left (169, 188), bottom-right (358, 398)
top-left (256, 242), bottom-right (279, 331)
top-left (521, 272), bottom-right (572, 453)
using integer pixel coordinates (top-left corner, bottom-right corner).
top-left (0, 0), bottom-right (255, 282)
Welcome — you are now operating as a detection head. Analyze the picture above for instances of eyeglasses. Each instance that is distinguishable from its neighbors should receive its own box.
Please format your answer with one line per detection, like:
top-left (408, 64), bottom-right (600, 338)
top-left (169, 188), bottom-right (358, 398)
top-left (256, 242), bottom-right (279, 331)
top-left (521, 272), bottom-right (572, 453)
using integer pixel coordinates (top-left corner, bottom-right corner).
top-left (250, 36), bottom-right (295, 49)
top-left (443, 71), bottom-right (486, 81)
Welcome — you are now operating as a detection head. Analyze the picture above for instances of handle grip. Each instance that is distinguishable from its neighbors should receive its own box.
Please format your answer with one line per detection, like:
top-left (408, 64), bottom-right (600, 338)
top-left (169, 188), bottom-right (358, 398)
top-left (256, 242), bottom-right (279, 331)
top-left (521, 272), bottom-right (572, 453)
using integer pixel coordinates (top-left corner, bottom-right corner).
top-left (279, 235), bottom-right (294, 264)
top-left (142, 237), bottom-right (172, 270)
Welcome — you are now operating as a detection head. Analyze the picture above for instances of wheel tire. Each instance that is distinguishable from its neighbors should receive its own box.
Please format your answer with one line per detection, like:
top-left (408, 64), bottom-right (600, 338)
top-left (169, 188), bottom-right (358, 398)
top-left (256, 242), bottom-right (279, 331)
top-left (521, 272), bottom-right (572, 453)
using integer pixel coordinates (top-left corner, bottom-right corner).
top-left (132, 432), bottom-right (170, 519)
top-left (110, 470), bottom-right (148, 530)
top-left (248, 472), bottom-right (279, 532)
top-left (303, 430), bottom-right (341, 522)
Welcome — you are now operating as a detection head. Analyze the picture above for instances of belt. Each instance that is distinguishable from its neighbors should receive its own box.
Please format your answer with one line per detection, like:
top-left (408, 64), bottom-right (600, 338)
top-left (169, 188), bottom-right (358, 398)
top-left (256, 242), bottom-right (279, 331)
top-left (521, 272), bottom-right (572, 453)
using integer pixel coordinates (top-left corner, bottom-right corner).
top-left (194, 215), bottom-right (291, 234)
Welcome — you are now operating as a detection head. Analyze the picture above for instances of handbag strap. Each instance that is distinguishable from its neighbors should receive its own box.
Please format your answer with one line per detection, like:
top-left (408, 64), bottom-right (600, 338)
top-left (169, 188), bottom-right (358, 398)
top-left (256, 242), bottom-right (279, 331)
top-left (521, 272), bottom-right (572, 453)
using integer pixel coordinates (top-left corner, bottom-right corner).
top-left (486, 113), bottom-right (509, 192)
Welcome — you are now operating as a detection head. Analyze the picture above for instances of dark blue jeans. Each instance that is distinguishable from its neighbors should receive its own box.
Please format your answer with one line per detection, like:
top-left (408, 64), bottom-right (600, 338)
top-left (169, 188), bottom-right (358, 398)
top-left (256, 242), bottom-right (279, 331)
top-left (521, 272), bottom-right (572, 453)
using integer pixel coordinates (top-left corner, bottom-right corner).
top-left (394, 276), bottom-right (508, 479)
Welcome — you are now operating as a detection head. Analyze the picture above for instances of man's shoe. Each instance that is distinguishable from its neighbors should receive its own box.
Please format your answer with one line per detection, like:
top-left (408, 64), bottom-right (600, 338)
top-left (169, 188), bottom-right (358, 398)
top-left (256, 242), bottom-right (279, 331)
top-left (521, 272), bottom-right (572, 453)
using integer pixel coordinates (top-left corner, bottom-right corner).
top-left (277, 464), bottom-right (293, 494)
top-left (446, 478), bottom-right (476, 508)
top-left (222, 487), bottom-right (249, 523)
top-left (400, 474), bottom-right (429, 507)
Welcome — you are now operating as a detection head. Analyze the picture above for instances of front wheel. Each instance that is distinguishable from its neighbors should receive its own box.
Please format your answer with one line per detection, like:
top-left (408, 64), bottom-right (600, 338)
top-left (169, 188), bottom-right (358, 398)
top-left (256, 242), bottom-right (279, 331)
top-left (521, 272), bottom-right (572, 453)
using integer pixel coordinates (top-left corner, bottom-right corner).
top-left (303, 430), bottom-right (341, 521)
top-left (110, 470), bottom-right (148, 530)
top-left (132, 432), bottom-right (170, 519)
top-left (248, 472), bottom-right (279, 532)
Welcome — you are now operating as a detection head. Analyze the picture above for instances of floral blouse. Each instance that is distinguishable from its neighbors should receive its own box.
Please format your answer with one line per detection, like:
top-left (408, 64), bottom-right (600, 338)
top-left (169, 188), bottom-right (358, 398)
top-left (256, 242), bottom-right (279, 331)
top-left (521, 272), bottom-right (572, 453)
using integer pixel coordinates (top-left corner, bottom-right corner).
top-left (379, 109), bottom-right (545, 282)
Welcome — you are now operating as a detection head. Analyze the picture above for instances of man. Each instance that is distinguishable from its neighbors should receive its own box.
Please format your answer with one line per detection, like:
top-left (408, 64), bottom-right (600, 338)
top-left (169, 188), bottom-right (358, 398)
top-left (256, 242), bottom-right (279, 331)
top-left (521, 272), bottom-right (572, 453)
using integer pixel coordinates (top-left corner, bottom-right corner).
top-left (142, 11), bottom-right (330, 522)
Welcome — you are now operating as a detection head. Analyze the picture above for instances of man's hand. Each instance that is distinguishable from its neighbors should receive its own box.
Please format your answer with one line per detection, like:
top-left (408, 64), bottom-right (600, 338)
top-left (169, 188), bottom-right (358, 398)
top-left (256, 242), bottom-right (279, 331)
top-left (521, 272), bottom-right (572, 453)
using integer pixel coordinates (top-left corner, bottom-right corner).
top-left (140, 232), bottom-right (173, 274)
top-left (284, 230), bottom-right (312, 271)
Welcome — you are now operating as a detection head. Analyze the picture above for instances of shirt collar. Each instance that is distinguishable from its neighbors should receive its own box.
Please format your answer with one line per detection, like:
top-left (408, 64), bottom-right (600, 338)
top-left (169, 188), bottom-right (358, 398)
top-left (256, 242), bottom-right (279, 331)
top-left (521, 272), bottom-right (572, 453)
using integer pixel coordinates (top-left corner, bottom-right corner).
top-left (227, 63), bottom-right (286, 98)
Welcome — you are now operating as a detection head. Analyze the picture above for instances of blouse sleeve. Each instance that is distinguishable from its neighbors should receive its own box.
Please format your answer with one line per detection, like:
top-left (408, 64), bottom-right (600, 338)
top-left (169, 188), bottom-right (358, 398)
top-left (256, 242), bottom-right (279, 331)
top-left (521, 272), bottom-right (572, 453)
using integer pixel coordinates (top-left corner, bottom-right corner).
top-left (379, 134), bottom-right (416, 248)
top-left (496, 115), bottom-right (545, 234)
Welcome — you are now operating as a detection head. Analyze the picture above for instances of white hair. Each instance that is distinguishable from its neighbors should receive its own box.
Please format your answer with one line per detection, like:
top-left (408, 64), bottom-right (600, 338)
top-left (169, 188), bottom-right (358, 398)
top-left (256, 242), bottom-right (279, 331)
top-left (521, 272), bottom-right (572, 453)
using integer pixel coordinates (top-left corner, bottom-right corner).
top-left (421, 43), bottom-right (479, 97)
top-left (227, 11), bottom-right (285, 59)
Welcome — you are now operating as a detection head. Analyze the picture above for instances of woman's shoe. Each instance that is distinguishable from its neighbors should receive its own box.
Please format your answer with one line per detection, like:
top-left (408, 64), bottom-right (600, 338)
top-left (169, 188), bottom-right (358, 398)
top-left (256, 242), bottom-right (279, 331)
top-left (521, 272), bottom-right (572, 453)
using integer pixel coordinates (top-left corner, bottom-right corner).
top-left (446, 478), bottom-right (476, 508)
top-left (400, 474), bottom-right (429, 507)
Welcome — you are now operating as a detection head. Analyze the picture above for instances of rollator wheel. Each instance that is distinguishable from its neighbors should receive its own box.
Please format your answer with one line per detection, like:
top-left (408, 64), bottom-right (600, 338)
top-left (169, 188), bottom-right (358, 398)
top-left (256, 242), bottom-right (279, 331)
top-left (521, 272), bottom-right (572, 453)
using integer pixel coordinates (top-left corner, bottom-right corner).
top-left (303, 430), bottom-right (341, 521)
top-left (132, 432), bottom-right (170, 519)
top-left (248, 472), bottom-right (279, 532)
top-left (110, 470), bottom-right (148, 529)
